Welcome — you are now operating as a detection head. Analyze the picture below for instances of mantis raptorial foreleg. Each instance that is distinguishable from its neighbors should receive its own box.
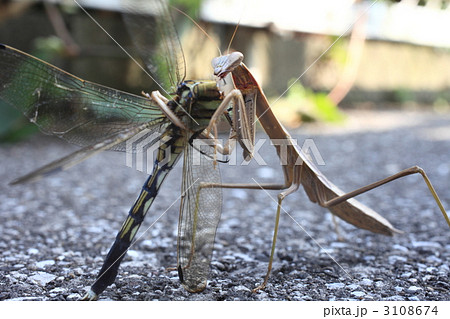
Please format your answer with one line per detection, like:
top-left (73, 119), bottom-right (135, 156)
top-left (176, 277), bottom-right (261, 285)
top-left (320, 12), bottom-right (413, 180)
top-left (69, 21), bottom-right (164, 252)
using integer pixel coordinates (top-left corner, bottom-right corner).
top-left (203, 86), bottom-right (255, 160)
top-left (144, 91), bottom-right (188, 130)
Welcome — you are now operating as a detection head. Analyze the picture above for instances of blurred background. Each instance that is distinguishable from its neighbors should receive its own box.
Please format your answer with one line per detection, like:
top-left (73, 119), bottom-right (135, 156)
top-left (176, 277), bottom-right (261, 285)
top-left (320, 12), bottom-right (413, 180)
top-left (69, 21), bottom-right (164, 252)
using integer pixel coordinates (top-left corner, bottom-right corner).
top-left (1, 0), bottom-right (450, 139)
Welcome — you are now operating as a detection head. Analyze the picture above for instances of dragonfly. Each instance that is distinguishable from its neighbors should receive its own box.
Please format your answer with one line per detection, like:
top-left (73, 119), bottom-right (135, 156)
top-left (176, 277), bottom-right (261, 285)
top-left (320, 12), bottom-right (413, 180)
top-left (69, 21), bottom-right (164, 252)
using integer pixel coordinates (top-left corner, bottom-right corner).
top-left (0, 1), bottom-right (252, 300)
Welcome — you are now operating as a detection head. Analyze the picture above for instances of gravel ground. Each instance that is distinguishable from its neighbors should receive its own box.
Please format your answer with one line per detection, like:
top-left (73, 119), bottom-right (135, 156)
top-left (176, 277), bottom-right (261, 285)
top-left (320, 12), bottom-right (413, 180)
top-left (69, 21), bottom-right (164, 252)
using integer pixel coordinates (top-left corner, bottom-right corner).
top-left (0, 109), bottom-right (449, 301)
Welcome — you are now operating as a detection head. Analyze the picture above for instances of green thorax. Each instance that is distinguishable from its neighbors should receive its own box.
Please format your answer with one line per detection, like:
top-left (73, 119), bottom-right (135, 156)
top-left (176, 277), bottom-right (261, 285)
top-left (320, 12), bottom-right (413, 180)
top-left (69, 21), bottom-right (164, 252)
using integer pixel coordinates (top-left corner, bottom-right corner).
top-left (171, 80), bottom-right (223, 131)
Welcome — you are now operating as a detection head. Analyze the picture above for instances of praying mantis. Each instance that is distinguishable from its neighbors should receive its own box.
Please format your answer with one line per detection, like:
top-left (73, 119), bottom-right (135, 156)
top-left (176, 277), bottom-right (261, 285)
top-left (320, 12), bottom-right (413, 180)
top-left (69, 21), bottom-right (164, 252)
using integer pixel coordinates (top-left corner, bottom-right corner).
top-left (201, 51), bottom-right (450, 292)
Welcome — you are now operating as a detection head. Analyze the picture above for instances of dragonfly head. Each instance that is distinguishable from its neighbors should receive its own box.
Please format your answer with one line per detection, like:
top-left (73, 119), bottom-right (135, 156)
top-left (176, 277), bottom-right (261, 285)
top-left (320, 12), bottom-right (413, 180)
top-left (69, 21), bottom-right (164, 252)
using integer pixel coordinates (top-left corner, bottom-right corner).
top-left (211, 51), bottom-right (244, 79)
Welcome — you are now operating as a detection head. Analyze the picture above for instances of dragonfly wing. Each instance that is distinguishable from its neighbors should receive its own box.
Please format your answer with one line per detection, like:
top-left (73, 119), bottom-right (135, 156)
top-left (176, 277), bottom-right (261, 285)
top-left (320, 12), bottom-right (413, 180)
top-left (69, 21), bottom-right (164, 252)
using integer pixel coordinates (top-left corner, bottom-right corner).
top-left (0, 44), bottom-right (167, 151)
top-left (122, 0), bottom-right (185, 91)
top-left (11, 122), bottom-right (162, 184)
top-left (177, 138), bottom-right (222, 292)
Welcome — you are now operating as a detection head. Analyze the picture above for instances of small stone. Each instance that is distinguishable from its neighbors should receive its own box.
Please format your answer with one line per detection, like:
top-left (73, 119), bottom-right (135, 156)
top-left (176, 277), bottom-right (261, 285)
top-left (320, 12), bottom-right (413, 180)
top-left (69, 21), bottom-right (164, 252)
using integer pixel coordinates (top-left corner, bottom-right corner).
top-left (234, 285), bottom-right (251, 292)
top-left (211, 261), bottom-right (226, 271)
top-left (360, 278), bottom-right (373, 286)
top-left (346, 284), bottom-right (359, 290)
top-left (411, 241), bottom-right (442, 249)
top-left (326, 283), bottom-right (345, 289)
top-left (141, 240), bottom-right (153, 249)
top-left (27, 248), bottom-right (39, 255)
top-left (426, 255), bottom-right (442, 263)
top-left (11, 271), bottom-right (27, 281)
top-left (351, 291), bottom-right (365, 297)
top-left (392, 244), bottom-right (409, 253)
top-left (407, 286), bottom-right (422, 293)
top-left (29, 272), bottom-right (57, 286)
top-left (363, 255), bottom-right (375, 262)
top-left (426, 267), bottom-right (437, 273)
top-left (127, 250), bottom-right (140, 259)
top-left (66, 293), bottom-right (80, 301)
top-left (388, 255), bottom-right (407, 264)
top-left (330, 242), bottom-right (349, 248)
top-left (36, 260), bottom-right (55, 269)
top-left (386, 295), bottom-right (405, 301)
top-left (49, 287), bottom-right (66, 293)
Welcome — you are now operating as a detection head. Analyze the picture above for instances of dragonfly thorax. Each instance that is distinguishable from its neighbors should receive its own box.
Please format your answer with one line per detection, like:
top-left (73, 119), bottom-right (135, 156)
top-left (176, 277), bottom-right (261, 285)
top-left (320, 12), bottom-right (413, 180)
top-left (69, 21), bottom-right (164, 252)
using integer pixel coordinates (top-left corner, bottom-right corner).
top-left (176, 80), bottom-right (224, 130)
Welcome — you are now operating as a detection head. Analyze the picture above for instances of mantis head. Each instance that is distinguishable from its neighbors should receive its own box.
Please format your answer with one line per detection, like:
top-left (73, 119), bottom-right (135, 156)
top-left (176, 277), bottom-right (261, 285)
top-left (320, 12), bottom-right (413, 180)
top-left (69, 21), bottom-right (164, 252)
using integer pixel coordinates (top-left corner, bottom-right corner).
top-left (211, 51), bottom-right (244, 79)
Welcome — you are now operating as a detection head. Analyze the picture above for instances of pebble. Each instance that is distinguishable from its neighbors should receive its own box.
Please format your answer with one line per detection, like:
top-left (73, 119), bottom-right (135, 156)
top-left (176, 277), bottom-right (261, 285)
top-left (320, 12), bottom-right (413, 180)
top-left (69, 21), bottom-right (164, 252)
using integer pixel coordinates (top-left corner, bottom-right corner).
top-left (360, 278), bottom-right (373, 286)
top-left (407, 286), bottom-right (422, 293)
top-left (27, 248), bottom-right (39, 255)
top-left (36, 260), bottom-right (55, 269)
top-left (386, 295), bottom-right (405, 301)
top-left (330, 241), bottom-right (349, 248)
top-left (29, 272), bottom-right (57, 286)
top-left (11, 271), bottom-right (27, 281)
top-left (408, 296), bottom-right (420, 301)
top-left (351, 291), bottom-right (365, 297)
top-left (388, 255), bottom-right (407, 264)
top-left (141, 239), bottom-right (153, 249)
top-left (49, 287), bottom-right (66, 293)
top-left (234, 285), bottom-right (251, 292)
top-left (363, 255), bottom-right (375, 262)
top-left (234, 252), bottom-right (254, 262)
top-left (346, 284), bottom-right (359, 290)
top-left (66, 293), bottom-right (81, 301)
top-left (127, 250), bottom-right (141, 259)
top-left (326, 283), bottom-right (345, 289)
top-left (211, 261), bottom-right (226, 271)
top-left (426, 266), bottom-right (437, 273)
top-left (392, 244), bottom-right (409, 253)
top-left (411, 241), bottom-right (442, 249)
top-left (6, 296), bottom-right (43, 301)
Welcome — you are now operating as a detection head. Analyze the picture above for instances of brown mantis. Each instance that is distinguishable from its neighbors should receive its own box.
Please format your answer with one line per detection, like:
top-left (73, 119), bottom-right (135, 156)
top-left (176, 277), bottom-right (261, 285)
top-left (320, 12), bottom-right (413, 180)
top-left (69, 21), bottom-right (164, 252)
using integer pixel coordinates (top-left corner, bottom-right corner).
top-left (203, 51), bottom-right (450, 291)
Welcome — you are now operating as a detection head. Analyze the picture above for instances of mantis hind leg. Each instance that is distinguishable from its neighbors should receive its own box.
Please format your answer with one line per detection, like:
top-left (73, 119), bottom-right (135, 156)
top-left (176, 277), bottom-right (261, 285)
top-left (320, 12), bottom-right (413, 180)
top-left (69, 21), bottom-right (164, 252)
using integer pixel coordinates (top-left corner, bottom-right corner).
top-left (322, 166), bottom-right (450, 230)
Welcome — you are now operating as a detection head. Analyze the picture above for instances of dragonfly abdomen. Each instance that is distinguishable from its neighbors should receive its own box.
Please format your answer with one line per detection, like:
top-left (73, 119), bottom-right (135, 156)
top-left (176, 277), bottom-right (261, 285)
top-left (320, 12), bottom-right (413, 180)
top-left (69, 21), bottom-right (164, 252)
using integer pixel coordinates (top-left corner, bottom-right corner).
top-left (88, 126), bottom-right (185, 297)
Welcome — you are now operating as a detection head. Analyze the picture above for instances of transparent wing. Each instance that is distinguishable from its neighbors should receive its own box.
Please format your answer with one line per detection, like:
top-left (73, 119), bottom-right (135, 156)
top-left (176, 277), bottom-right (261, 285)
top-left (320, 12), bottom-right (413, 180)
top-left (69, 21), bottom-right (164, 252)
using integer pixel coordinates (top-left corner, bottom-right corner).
top-left (122, 0), bottom-right (186, 92)
top-left (177, 136), bottom-right (222, 292)
top-left (0, 44), bottom-right (167, 151)
top-left (11, 123), bottom-right (159, 184)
